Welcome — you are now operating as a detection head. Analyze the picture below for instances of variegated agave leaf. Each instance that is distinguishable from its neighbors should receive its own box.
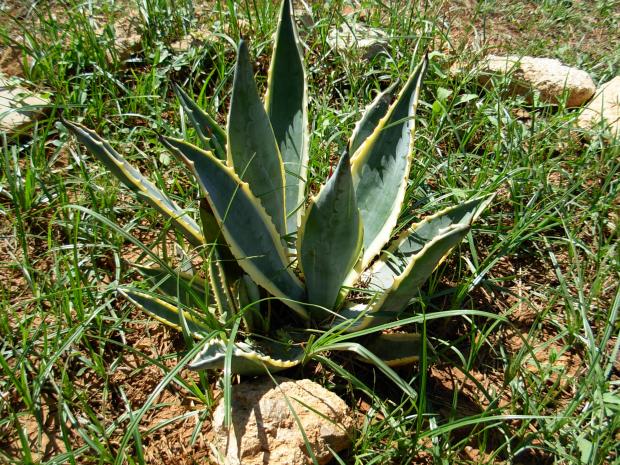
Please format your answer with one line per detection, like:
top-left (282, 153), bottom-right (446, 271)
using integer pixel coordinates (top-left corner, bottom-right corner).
top-left (265, 0), bottom-right (309, 233)
top-left (208, 255), bottom-right (237, 323)
top-left (351, 56), bottom-right (428, 271)
top-left (336, 224), bottom-right (471, 332)
top-left (228, 40), bottom-right (287, 237)
top-left (298, 150), bottom-right (363, 319)
top-left (348, 82), bottom-right (396, 157)
top-left (135, 264), bottom-right (209, 309)
top-left (63, 120), bottom-right (204, 247)
top-left (367, 196), bottom-right (493, 292)
top-left (121, 288), bottom-right (215, 338)
top-left (363, 333), bottom-right (422, 367)
top-left (161, 136), bottom-right (309, 321)
top-left (174, 85), bottom-right (227, 160)
top-left (198, 198), bottom-right (243, 280)
top-left (189, 338), bottom-right (304, 375)
top-left (237, 274), bottom-right (265, 333)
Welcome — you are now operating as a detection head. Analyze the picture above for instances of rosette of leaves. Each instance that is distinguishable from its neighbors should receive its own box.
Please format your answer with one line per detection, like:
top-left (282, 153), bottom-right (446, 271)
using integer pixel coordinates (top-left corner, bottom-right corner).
top-left (64, 0), bottom-right (492, 376)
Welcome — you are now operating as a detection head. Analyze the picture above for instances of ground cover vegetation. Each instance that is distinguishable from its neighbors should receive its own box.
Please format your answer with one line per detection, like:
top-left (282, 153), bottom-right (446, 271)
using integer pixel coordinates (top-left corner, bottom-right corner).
top-left (0, 0), bottom-right (618, 463)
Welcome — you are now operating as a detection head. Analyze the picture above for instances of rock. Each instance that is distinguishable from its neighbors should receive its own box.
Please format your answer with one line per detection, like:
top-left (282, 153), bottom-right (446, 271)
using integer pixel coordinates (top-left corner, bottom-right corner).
top-left (340, 1), bottom-right (369, 20)
top-left (577, 76), bottom-right (620, 138)
top-left (327, 23), bottom-right (389, 59)
top-left (0, 44), bottom-right (27, 78)
top-left (464, 55), bottom-right (596, 107)
top-left (0, 75), bottom-right (48, 133)
top-left (211, 377), bottom-right (353, 465)
top-left (292, 0), bottom-right (314, 29)
top-left (169, 26), bottom-right (219, 54)
top-left (113, 14), bottom-right (142, 60)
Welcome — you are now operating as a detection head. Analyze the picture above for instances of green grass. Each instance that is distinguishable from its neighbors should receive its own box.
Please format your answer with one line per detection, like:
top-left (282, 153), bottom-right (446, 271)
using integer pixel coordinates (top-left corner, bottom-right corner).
top-left (1, 0), bottom-right (619, 463)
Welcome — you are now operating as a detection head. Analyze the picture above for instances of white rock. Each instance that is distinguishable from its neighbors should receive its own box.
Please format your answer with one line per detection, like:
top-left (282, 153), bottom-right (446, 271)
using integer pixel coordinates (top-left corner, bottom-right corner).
top-left (327, 23), bottom-right (388, 59)
top-left (577, 76), bottom-right (620, 138)
top-left (211, 377), bottom-right (353, 465)
top-left (0, 76), bottom-right (48, 133)
top-left (292, 0), bottom-right (314, 29)
top-left (475, 55), bottom-right (596, 107)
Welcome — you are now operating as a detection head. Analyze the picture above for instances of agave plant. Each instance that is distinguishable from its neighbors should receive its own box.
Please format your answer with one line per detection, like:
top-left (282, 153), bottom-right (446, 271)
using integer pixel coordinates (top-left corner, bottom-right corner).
top-left (64, 0), bottom-right (491, 376)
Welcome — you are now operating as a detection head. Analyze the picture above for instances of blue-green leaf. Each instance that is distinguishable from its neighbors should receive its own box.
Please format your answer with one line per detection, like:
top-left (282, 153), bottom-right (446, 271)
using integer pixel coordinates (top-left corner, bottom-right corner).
top-left (349, 83), bottom-right (396, 156)
top-left (298, 151), bottom-right (363, 318)
top-left (161, 136), bottom-right (309, 320)
top-left (363, 332), bottom-right (421, 366)
top-left (368, 196), bottom-right (492, 292)
top-left (135, 264), bottom-right (209, 308)
top-left (199, 198), bottom-right (243, 282)
top-left (351, 56), bottom-right (428, 269)
top-left (64, 120), bottom-right (204, 247)
top-left (189, 338), bottom-right (304, 375)
top-left (373, 223), bottom-right (471, 314)
top-left (265, 0), bottom-right (309, 233)
top-left (208, 255), bottom-right (237, 322)
top-left (237, 274), bottom-right (265, 333)
top-left (121, 288), bottom-right (213, 337)
top-left (335, 224), bottom-right (471, 332)
top-left (228, 40), bottom-right (287, 236)
top-left (174, 85), bottom-right (227, 160)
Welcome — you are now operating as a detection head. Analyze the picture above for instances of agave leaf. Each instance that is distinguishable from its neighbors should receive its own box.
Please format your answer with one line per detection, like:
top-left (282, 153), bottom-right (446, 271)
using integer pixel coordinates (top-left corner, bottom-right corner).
top-left (174, 85), bottom-right (227, 160)
top-left (201, 196), bottom-right (240, 323)
top-left (373, 223), bottom-right (471, 314)
top-left (333, 224), bottom-right (471, 332)
top-left (121, 288), bottom-right (213, 337)
top-left (265, 0), bottom-right (309, 233)
top-left (351, 56), bottom-right (428, 269)
top-left (328, 303), bottom-right (391, 333)
top-left (362, 333), bottom-right (421, 367)
top-left (134, 264), bottom-right (209, 308)
top-left (312, 341), bottom-right (418, 399)
top-left (189, 338), bottom-right (304, 375)
top-left (349, 83), bottom-right (396, 156)
top-left (208, 256), bottom-right (237, 322)
top-left (368, 196), bottom-right (493, 291)
top-left (161, 137), bottom-right (309, 320)
top-left (228, 40), bottom-right (287, 236)
top-left (198, 197), bottom-right (224, 247)
top-left (64, 120), bottom-right (204, 248)
top-left (298, 151), bottom-right (363, 318)
top-left (237, 274), bottom-right (264, 333)
top-left (199, 197), bottom-right (244, 279)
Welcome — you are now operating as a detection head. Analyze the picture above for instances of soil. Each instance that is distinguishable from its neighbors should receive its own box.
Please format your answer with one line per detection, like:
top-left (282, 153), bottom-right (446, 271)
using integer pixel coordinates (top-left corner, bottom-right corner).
top-left (439, 0), bottom-right (618, 69)
top-left (106, 321), bottom-right (213, 465)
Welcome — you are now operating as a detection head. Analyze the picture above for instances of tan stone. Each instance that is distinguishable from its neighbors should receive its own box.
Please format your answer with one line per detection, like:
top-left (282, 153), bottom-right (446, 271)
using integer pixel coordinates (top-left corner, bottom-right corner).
top-left (112, 13), bottom-right (142, 60)
top-left (211, 377), bottom-right (353, 465)
top-left (472, 55), bottom-right (596, 107)
top-left (0, 76), bottom-right (48, 133)
top-left (170, 26), bottom-right (219, 54)
top-left (327, 23), bottom-right (389, 59)
top-left (577, 76), bottom-right (620, 138)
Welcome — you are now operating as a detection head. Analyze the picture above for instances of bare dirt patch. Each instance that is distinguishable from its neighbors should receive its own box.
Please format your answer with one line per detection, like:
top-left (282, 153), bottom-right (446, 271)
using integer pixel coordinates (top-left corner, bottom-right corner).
top-left (440, 0), bottom-right (619, 70)
top-left (0, 312), bottom-right (214, 464)
top-left (0, 0), bottom-right (31, 77)
top-left (106, 321), bottom-right (213, 465)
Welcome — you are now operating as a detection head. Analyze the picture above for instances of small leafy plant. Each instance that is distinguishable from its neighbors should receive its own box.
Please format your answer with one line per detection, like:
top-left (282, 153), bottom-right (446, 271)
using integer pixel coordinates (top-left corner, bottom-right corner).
top-left (64, 0), bottom-right (491, 376)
